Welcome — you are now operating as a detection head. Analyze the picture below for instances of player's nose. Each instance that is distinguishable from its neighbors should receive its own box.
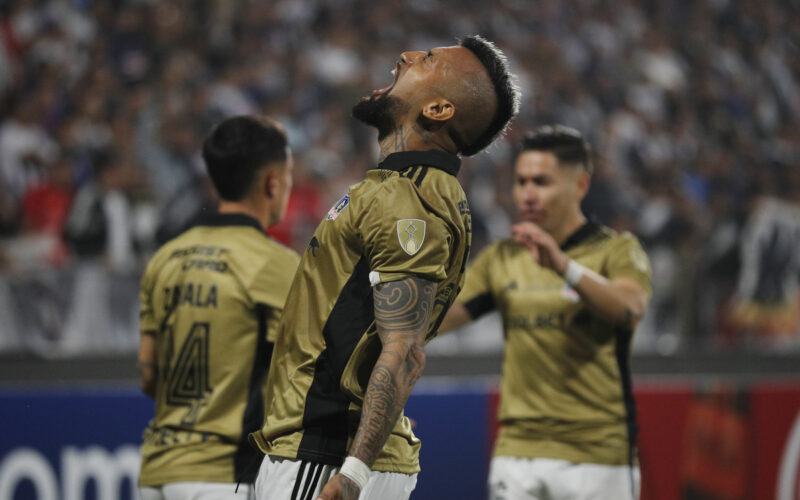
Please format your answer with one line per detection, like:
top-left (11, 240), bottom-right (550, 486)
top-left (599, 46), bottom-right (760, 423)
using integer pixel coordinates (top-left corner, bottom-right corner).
top-left (400, 51), bottom-right (425, 64)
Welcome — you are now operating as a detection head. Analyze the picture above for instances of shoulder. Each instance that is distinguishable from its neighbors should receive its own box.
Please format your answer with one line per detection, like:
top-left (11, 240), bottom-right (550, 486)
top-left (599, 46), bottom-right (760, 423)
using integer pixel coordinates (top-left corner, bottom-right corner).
top-left (602, 227), bottom-right (645, 250)
top-left (143, 229), bottom-right (197, 275)
top-left (259, 238), bottom-right (301, 276)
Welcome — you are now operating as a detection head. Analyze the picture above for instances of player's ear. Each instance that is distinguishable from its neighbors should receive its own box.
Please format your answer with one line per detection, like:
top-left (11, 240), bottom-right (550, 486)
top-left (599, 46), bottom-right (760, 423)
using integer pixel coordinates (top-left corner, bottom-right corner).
top-left (576, 171), bottom-right (590, 199)
top-left (421, 98), bottom-right (455, 123)
top-left (263, 168), bottom-right (279, 199)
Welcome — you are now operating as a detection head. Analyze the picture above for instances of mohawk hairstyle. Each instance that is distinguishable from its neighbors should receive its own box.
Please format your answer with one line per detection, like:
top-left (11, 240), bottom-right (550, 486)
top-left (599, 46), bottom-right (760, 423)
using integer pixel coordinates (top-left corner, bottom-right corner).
top-left (520, 125), bottom-right (593, 175)
top-left (458, 35), bottom-right (521, 156)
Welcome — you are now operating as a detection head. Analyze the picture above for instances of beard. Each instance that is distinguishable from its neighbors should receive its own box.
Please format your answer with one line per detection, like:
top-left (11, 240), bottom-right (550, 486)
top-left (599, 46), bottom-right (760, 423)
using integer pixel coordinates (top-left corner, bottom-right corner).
top-left (351, 93), bottom-right (408, 141)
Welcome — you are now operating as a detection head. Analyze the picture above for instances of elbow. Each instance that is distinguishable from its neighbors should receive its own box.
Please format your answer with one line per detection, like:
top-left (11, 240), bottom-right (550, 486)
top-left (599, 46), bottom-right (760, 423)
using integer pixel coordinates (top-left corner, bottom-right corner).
top-left (140, 377), bottom-right (156, 398)
top-left (406, 342), bottom-right (427, 382)
top-left (622, 297), bottom-right (648, 330)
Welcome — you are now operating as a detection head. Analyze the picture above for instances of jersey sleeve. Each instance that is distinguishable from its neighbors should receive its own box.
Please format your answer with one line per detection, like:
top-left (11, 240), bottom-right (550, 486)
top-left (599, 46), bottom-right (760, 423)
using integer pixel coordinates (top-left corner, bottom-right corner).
top-left (247, 247), bottom-right (300, 342)
top-left (605, 233), bottom-right (652, 297)
top-left (360, 179), bottom-right (451, 284)
top-left (456, 243), bottom-right (497, 319)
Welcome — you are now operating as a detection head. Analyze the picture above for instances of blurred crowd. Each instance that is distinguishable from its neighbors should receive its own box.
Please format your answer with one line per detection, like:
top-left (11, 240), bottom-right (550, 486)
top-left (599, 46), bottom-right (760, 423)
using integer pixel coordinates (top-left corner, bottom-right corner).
top-left (0, 0), bottom-right (799, 356)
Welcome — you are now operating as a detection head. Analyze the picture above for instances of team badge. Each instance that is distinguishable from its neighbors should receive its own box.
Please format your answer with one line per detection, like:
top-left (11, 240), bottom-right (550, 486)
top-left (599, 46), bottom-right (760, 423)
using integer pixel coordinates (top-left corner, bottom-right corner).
top-left (327, 194), bottom-right (350, 220)
top-left (397, 219), bottom-right (426, 256)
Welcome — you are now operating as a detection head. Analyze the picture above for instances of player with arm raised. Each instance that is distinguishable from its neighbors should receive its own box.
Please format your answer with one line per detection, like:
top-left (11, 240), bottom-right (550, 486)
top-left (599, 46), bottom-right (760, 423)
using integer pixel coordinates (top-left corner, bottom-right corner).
top-left (440, 126), bottom-right (652, 500)
top-left (137, 116), bottom-right (299, 499)
top-left (249, 35), bottom-right (520, 500)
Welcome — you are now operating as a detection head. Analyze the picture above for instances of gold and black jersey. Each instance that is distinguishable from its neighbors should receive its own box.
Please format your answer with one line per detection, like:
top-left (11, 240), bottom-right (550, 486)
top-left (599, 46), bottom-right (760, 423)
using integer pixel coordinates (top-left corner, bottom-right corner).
top-left (458, 223), bottom-right (651, 465)
top-left (138, 213), bottom-right (300, 486)
top-left (250, 150), bottom-right (471, 474)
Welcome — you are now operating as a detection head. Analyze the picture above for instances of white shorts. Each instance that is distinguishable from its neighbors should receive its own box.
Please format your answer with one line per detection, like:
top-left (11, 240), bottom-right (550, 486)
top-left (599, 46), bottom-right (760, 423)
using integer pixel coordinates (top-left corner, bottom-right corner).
top-left (488, 456), bottom-right (640, 500)
top-left (139, 482), bottom-right (253, 500)
top-left (254, 455), bottom-right (417, 500)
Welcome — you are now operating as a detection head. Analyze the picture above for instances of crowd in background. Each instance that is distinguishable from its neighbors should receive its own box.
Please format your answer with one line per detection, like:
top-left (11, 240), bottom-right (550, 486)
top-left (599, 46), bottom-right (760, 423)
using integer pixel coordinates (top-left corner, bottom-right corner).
top-left (0, 0), bottom-right (798, 356)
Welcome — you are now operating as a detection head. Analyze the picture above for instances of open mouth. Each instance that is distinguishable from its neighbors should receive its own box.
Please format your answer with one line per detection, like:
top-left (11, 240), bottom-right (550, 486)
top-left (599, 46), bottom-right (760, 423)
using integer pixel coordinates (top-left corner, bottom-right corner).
top-left (371, 62), bottom-right (401, 97)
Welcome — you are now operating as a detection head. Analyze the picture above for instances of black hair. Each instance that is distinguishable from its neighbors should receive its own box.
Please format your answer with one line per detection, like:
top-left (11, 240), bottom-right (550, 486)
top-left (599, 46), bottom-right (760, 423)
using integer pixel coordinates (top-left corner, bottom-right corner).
top-left (458, 35), bottom-right (521, 156)
top-left (201, 115), bottom-right (288, 201)
top-left (520, 125), bottom-right (593, 175)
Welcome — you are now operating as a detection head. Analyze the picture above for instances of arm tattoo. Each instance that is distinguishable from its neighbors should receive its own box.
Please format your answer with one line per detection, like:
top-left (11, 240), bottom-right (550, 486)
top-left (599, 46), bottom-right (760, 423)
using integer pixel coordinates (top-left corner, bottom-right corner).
top-left (374, 277), bottom-right (436, 336)
top-left (339, 475), bottom-right (361, 500)
top-left (349, 277), bottom-right (435, 467)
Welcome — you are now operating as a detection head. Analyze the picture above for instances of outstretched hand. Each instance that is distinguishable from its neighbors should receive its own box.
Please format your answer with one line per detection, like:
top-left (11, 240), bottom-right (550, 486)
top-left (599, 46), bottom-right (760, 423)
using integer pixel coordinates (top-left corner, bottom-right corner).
top-left (511, 222), bottom-right (569, 275)
top-left (317, 473), bottom-right (361, 500)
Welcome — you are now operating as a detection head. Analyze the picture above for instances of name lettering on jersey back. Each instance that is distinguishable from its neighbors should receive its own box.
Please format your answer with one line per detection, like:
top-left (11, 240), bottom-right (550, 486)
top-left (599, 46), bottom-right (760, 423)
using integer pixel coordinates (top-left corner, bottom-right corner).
top-left (163, 283), bottom-right (218, 310)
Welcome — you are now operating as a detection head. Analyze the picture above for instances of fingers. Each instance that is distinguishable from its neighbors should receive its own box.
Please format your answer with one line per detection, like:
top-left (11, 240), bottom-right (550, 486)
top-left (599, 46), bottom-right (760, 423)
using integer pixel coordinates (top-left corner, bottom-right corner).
top-left (317, 478), bottom-right (340, 500)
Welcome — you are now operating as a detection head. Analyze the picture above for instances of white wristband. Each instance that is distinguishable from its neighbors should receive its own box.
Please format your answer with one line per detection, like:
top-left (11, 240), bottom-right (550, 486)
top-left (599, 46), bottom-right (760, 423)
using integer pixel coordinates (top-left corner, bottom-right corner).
top-left (564, 259), bottom-right (586, 287)
top-left (340, 456), bottom-right (371, 490)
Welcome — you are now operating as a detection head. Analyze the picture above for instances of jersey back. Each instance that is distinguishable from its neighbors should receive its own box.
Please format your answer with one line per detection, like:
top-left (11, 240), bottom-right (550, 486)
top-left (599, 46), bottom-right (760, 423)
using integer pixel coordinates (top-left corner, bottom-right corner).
top-left (138, 213), bottom-right (299, 486)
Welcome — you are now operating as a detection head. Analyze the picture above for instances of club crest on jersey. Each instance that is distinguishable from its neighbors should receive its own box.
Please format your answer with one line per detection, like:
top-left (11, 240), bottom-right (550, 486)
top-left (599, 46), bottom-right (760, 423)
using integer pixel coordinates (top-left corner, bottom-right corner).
top-left (397, 219), bottom-right (426, 256)
top-left (327, 194), bottom-right (350, 220)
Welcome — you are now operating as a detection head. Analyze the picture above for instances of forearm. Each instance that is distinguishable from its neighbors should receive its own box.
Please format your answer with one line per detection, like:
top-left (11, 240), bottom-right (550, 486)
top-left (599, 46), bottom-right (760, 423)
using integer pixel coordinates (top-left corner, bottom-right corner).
top-left (138, 360), bottom-right (157, 398)
top-left (437, 301), bottom-right (473, 334)
top-left (570, 269), bottom-right (647, 329)
top-left (348, 341), bottom-right (426, 466)
top-left (348, 276), bottom-right (435, 465)
top-left (138, 331), bottom-right (158, 398)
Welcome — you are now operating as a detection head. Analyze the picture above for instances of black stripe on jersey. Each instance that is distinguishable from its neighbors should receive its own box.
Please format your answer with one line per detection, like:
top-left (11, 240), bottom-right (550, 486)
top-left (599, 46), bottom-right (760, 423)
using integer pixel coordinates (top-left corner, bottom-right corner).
top-left (463, 293), bottom-right (496, 319)
top-left (195, 212), bottom-right (265, 233)
top-left (377, 150), bottom-right (461, 176)
top-left (297, 258), bottom-right (374, 465)
top-left (234, 304), bottom-right (274, 482)
top-left (400, 165), bottom-right (419, 180)
top-left (414, 166), bottom-right (429, 187)
top-left (560, 221), bottom-right (602, 252)
top-left (614, 327), bottom-right (638, 471)
top-left (291, 460), bottom-right (308, 500)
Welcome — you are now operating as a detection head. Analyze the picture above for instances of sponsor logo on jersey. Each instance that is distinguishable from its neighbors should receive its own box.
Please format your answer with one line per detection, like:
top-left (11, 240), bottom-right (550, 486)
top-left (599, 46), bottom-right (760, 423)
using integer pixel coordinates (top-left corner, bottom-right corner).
top-left (327, 194), bottom-right (350, 220)
top-left (308, 236), bottom-right (320, 256)
top-left (397, 219), bottom-right (426, 256)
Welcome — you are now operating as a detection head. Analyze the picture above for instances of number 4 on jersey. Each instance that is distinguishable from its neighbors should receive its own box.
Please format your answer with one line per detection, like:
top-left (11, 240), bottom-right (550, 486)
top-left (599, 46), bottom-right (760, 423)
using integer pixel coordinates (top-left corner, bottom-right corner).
top-left (165, 322), bottom-right (213, 425)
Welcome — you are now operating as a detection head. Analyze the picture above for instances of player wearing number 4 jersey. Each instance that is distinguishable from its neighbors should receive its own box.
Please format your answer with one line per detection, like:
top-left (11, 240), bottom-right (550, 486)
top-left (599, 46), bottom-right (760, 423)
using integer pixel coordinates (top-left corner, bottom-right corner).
top-left (441, 126), bottom-right (652, 500)
top-left (137, 116), bottom-right (300, 499)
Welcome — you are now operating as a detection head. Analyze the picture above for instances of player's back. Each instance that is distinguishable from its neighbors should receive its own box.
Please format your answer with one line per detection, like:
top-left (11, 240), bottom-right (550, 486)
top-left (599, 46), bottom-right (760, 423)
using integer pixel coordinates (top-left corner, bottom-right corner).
top-left (139, 213), bottom-right (299, 486)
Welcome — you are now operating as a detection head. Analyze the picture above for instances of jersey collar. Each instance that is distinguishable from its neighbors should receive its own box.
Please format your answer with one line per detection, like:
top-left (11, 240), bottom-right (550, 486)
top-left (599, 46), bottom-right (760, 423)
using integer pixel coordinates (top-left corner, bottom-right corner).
top-left (377, 150), bottom-right (461, 176)
top-left (560, 220), bottom-right (601, 252)
top-left (195, 212), bottom-right (264, 232)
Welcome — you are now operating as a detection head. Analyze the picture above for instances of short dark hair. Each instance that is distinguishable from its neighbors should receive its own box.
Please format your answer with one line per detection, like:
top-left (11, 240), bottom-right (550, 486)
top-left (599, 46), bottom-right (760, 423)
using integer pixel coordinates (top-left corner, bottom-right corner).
top-left (201, 116), bottom-right (288, 201)
top-left (520, 125), bottom-right (593, 175)
top-left (458, 35), bottom-right (521, 156)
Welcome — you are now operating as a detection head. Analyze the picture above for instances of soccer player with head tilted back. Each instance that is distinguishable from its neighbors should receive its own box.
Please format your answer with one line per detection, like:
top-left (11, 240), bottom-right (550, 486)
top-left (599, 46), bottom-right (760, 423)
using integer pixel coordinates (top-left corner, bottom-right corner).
top-left (137, 116), bottom-right (300, 499)
top-left (249, 36), bottom-right (519, 500)
top-left (441, 126), bottom-right (652, 500)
